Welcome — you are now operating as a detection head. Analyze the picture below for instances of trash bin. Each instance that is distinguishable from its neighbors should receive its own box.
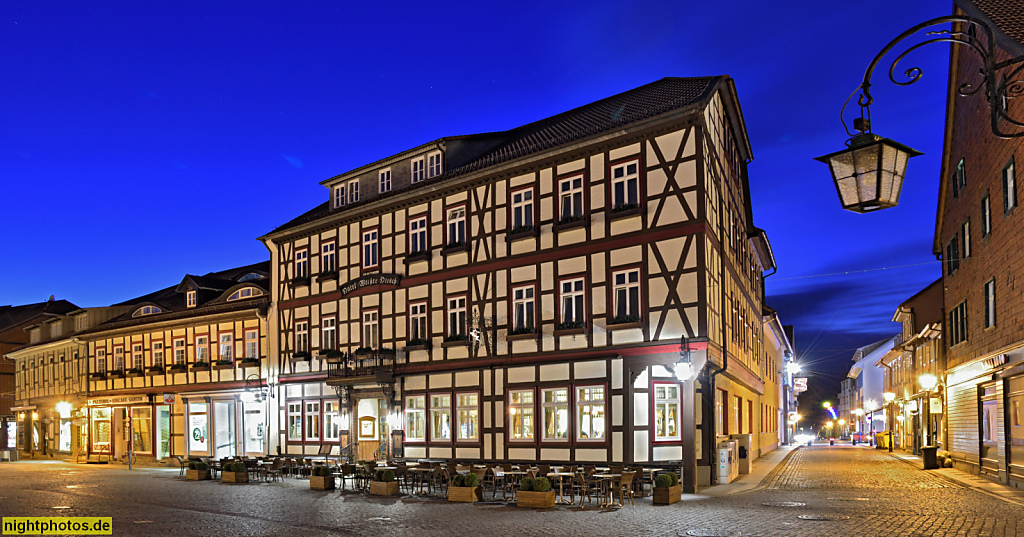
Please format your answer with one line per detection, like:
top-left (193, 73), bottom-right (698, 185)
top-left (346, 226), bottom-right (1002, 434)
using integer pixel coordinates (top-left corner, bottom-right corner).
top-left (921, 445), bottom-right (939, 469)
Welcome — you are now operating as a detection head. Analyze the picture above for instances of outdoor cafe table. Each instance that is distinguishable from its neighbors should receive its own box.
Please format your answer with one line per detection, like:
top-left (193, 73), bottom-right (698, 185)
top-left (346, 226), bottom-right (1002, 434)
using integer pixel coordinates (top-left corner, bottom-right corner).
top-left (592, 474), bottom-right (622, 508)
top-left (493, 470), bottom-right (527, 500)
top-left (546, 472), bottom-right (574, 504)
top-left (408, 467), bottom-right (433, 494)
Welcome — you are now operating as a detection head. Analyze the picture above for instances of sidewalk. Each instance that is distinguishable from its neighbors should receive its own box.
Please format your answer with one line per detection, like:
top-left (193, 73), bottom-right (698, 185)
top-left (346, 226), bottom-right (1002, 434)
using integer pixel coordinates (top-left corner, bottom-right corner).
top-left (888, 449), bottom-right (1024, 506)
top-left (697, 442), bottom-right (801, 497)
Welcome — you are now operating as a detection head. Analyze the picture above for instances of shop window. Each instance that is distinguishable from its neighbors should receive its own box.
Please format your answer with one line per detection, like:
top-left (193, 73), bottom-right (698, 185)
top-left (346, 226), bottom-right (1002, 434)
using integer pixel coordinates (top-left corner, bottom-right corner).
top-left (305, 401), bottom-right (320, 441)
top-left (577, 386), bottom-right (605, 441)
top-left (542, 388), bottom-right (569, 441)
top-left (324, 402), bottom-right (340, 441)
top-left (430, 394), bottom-right (451, 441)
top-left (509, 389), bottom-right (534, 441)
top-left (654, 383), bottom-right (680, 441)
top-left (188, 403), bottom-right (208, 453)
top-left (405, 395), bottom-right (425, 441)
top-left (456, 393), bottom-right (478, 441)
top-left (287, 403), bottom-right (302, 441)
top-left (131, 407), bottom-right (152, 454)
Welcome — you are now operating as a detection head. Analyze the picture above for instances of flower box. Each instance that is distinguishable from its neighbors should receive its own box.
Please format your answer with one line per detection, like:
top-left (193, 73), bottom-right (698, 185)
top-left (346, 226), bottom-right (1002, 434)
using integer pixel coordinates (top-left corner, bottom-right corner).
top-left (553, 326), bottom-right (586, 337)
top-left (404, 250), bottom-right (431, 264)
top-left (441, 242), bottom-right (470, 256)
top-left (505, 226), bottom-right (539, 242)
top-left (315, 271), bottom-right (338, 283)
top-left (553, 215), bottom-right (588, 232)
top-left (506, 331), bottom-right (536, 341)
top-left (213, 360), bottom-right (235, 370)
top-left (108, 370), bottom-right (125, 378)
top-left (405, 340), bottom-right (431, 352)
top-left (146, 366), bottom-right (164, 376)
top-left (310, 475), bottom-right (335, 490)
top-left (516, 490), bottom-right (556, 509)
top-left (126, 368), bottom-right (145, 378)
top-left (290, 352), bottom-right (311, 362)
top-left (167, 364), bottom-right (188, 373)
top-left (221, 471), bottom-right (249, 484)
top-left (369, 481), bottom-right (399, 496)
top-left (186, 469), bottom-right (210, 481)
top-left (607, 320), bottom-right (644, 330)
top-left (191, 362), bottom-right (211, 372)
top-left (447, 486), bottom-right (483, 503)
top-left (652, 484), bottom-right (681, 505)
top-left (237, 358), bottom-right (259, 368)
top-left (89, 372), bottom-right (106, 380)
top-left (291, 276), bottom-right (311, 287)
top-left (608, 204), bottom-right (644, 220)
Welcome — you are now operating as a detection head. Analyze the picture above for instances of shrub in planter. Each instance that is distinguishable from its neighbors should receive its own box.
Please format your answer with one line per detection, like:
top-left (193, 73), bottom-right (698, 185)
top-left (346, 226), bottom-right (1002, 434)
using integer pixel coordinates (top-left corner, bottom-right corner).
top-left (310, 465), bottom-right (335, 490)
top-left (516, 476), bottom-right (554, 508)
top-left (447, 473), bottom-right (483, 502)
top-left (370, 469), bottom-right (399, 496)
top-left (222, 461), bottom-right (249, 484)
top-left (186, 461), bottom-right (210, 481)
top-left (653, 471), bottom-right (681, 505)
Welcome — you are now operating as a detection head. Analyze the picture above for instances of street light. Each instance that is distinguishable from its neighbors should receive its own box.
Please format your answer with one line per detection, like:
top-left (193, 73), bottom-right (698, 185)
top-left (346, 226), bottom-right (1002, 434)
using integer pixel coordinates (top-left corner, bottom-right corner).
top-left (818, 15), bottom-right (1024, 213)
top-left (884, 392), bottom-right (896, 452)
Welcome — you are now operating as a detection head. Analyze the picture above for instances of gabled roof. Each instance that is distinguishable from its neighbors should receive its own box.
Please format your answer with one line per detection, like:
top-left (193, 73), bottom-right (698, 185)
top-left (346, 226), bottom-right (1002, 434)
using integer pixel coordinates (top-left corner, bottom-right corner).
top-left (265, 76), bottom-right (735, 237)
top-left (0, 299), bottom-right (79, 333)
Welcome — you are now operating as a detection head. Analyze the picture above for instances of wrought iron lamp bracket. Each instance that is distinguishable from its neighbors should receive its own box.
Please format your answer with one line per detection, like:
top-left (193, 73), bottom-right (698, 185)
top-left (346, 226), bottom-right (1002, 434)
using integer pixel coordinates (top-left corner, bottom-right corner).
top-left (842, 15), bottom-right (1024, 140)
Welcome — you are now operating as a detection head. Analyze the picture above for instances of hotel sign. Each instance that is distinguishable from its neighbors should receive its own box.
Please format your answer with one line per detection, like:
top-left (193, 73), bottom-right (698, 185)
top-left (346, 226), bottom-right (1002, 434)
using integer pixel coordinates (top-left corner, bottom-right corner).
top-left (87, 395), bottom-right (150, 406)
top-left (793, 377), bottom-right (808, 393)
top-left (339, 273), bottom-right (401, 297)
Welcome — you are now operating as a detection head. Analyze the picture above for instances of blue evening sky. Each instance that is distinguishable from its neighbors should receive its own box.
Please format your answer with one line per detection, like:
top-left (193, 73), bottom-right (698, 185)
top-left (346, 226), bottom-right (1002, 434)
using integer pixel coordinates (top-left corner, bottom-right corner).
top-left (1, 1), bottom-right (952, 410)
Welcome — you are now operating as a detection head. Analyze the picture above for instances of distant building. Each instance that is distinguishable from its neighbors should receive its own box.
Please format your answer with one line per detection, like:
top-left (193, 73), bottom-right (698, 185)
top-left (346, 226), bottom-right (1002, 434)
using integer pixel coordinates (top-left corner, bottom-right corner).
top-left (842, 336), bottom-right (896, 442)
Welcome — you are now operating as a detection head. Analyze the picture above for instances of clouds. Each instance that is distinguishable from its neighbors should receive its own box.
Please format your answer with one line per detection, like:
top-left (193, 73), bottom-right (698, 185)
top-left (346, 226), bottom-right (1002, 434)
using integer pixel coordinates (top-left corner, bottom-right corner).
top-left (282, 154), bottom-right (303, 169)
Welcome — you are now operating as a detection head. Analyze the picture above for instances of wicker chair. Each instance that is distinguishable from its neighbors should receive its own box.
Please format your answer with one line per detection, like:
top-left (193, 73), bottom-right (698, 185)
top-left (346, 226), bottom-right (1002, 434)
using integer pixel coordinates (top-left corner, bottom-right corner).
top-left (614, 470), bottom-right (636, 507)
top-left (265, 458), bottom-right (285, 483)
top-left (572, 471), bottom-right (601, 507)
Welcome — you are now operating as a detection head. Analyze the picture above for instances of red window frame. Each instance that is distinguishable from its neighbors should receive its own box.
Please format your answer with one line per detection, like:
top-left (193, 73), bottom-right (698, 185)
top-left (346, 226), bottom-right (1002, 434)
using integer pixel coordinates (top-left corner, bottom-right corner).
top-left (444, 203), bottom-right (468, 247)
top-left (361, 308), bottom-right (380, 349)
top-left (361, 226), bottom-right (380, 271)
top-left (216, 330), bottom-right (234, 362)
top-left (453, 390), bottom-right (482, 445)
top-left (444, 293), bottom-right (469, 339)
top-left (507, 388), bottom-right (537, 445)
top-left (556, 274), bottom-right (589, 327)
top-left (408, 301), bottom-right (429, 341)
top-left (608, 264), bottom-right (645, 323)
top-left (294, 248), bottom-right (309, 278)
top-left (651, 380), bottom-right (682, 445)
top-left (428, 392), bottom-right (453, 443)
top-left (403, 393), bottom-right (427, 444)
top-left (150, 338), bottom-right (165, 368)
top-left (606, 155), bottom-right (645, 211)
top-left (555, 172), bottom-right (588, 223)
top-left (539, 384), bottom-right (572, 445)
top-left (244, 329), bottom-right (260, 359)
top-left (320, 239), bottom-right (337, 274)
top-left (407, 214), bottom-right (429, 254)
top-left (508, 185), bottom-right (538, 231)
top-left (574, 382), bottom-right (609, 445)
top-left (509, 282), bottom-right (539, 333)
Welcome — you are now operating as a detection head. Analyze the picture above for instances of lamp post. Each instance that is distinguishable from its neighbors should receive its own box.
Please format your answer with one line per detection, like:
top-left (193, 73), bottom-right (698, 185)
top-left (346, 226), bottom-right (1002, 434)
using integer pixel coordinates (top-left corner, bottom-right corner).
top-left (919, 373), bottom-right (938, 446)
top-left (883, 391), bottom-right (896, 452)
top-left (676, 336), bottom-right (706, 494)
top-left (817, 15), bottom-right (1024, 212)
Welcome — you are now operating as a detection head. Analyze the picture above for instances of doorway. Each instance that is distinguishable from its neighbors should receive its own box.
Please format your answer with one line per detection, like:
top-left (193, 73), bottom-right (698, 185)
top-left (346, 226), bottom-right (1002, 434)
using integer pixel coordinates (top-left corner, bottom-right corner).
top-left (214, 401), bottom-right (235, 459)
top-left (156, 405), bottom-right (170, 460)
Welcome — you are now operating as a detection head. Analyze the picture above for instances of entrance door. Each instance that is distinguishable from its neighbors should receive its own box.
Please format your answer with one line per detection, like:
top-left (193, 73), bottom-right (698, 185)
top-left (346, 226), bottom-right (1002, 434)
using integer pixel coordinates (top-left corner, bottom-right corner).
top-left (980, 383), bottom-right (999, 477)
top-left (243, 402), bottom-right (265, 455)
top-left (156, 405), bottom-right (170, 460)
top-left (1006, 376), bottom-right (1024, 483)
top-left (214, 401), bottom-right (235, 459)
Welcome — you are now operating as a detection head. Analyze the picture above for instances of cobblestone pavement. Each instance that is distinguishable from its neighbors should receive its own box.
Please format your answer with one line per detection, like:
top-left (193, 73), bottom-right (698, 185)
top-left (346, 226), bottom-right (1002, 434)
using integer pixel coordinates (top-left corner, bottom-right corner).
top-left (2, 446), bottom-right (1023, 536)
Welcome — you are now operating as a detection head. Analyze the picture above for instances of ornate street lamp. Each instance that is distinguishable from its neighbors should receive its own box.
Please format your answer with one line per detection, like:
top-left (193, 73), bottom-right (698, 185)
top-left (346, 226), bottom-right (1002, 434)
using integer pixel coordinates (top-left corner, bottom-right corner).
top-left (818, 14), bottom-right (1024, 212)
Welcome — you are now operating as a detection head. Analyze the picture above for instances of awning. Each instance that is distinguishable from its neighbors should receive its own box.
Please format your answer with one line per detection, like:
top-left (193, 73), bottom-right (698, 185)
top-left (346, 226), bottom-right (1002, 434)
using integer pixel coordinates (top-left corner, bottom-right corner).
top-left (9, 405), bottom-right (36, 411)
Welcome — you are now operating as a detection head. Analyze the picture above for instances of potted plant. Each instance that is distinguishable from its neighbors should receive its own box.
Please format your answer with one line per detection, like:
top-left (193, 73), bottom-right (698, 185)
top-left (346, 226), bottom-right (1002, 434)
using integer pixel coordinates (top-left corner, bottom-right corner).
top-left (310, 465), bottom-right (335, 490)
top-left (369, 469), bottom-right (399, 496)
top-left (354, 347), bottom-right (373, 357)
top-left (186, 461), bottom-right (211, 481)
top-left (221, 461), bottom-right (249, 484)
top-left (406, 338), bottom-right (431, 351)
top-left (191, 361), bottom-right (211, 371)
top-left (213, 359), bottom-right (234, 370)
top-left (516, 476), bottom-right (555, 508)
top-left (320, 349), bottom-right (344, 363)
top-left (290, 351), bottom-right (311, 361)
top-left (447, 473), bottom-right (483, 502)
top-left (652, 471), bottom-right (681, 505)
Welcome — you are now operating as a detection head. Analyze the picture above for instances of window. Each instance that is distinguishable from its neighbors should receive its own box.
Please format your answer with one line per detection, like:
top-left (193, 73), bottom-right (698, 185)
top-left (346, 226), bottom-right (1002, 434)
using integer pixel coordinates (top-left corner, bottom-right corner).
top-left (294, 322), bottom-right (308, 353)
top-left (511, 188), bottom-right (534, 231)
top-left (512, 285), bottom-right (535, 332)
top-left (173, 340), bottom-right (185, 365)
top-left (50, 322), bottom-right (61, 339)
top-left (949, 301), bottom-right (968, 346)
top-left (321, 242), bottom-right (336, 273)
top-left (411, 157), bottom-right (425, 183)
top-left (409, 216), bottom-right (428, 254)
top-left (321, 318), bottom-right (336, 351)
top-left (132, 305), bottom-right (162, 317)
top-left (295, 249), bottom-right (308, 278)
top-left (362, 311), bottom-right (379, 349)
top-left (186, 290), bottom-right (196, 308)
top-left (542, 388), bottom-right (569, 441)
top-left (610, 159), bottom-right (640, 210)
top-left (577, 386), bottom-right (605, 441)
top-left (985, 279), bottom-right (996, 329)
top-left (427, 152), bottom-right (442, 178)
top-left (654, 383), bottom-right (680, 441)
top-left (152, 342), bottom-right (164, 368)
top-left (509, 389), bottom-right (534, 441)
top-left (379, 168), bottom-right (391, 193)
top-left (288, 403), bottom-right (302, 441)
top-left (410, 303), bottom-right (428, 341)
top-left (1004, 158), bottom-right (1017, 213)
top-left (227, 287), bottom-right (263, 301)
top-left (305, 401), bottom-right (320, 441)
top-left (962, 220), bottom-right (971, 259)
top-left (195, 336), bottom-right (208, 363)
top-left (131, 407), bottom-right (152, 453)
top-left (405, 395), bottom-right (425, 441)
top-left (362, 229), bottom-right (379, 269)
top-left (946, 236), bottom-right (959, 276)
top-left (96, 349), bottom-right (106, 373)
top-left (446, 206), bottom-right (466, 246)
top-left (612, 268), bottom-right (641, 321)
top-left (558, 175), bottom-right (585, 223)
top-left (456, 393), bottom-right (478, 441)
top-left (219, 333), bottom-right (233, 361)
top-left (333, 184), bottom-right (345, 208)
top-left (324, 402), bottom-right (340, 441)
top-left (560, 278), bottom-right (586, 327)
top-left (131, 345), bottom-right (143, 370)
top-left (447, 296), bottom-right (466, 339)
top-left (75, 314), bottom-right (87, 332)
top-left (952, 159), bottom-right (966, 198)
top-left (430, 394), bottom-right (451, 441)
top-left (347, 180), bottom-right (359, 204)
top-left (982, 193), bottom-right (992, 237)
top-left (245, 330), bottom-right (258, 359)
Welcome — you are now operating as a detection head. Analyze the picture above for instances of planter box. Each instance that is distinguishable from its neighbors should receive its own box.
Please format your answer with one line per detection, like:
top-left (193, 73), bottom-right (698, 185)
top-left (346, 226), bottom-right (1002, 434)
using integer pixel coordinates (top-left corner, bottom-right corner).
top-left (447, 486), bottom-right (483, 502)
top-left (652, 485), bottom-right (681, 505)
top-left (404, 250), bottom-right (431, 264)
top-left (310, 475), bottom-right (335, 490)
top-left (145, 367), bottom-right (164, 376)
top-left (441, 339), bottom-right (469, 348)
top-left (222, 471), bottom-right (249, 484)
top-left (167, 365), bottom-right (188, 373)
top-left (186, 469), bottom-right (211, 481)
top-left (516, 490), bottom-right (556, 509)
top-left (191, 363), bottom-right (211, 372)
top-left (237, 359), bottom-right (259, 368)
top-left (369, 481), bottom-right (399, 496)
top-left (212, 361), bottom-right (234, 370)
top-left (506, 331), bottom-right (536, 341)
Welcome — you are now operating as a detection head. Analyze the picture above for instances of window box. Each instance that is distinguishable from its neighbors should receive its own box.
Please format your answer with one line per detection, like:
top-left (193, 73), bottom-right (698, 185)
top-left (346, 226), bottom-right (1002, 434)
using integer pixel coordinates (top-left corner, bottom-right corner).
top-left (609, 203), bottom-right (643, 219)
top-left (167, 364), bottom-right (189, 373)
top-left (315, 270), bottom-right (338, 283)
top-left (441, 241), bottom-right (470, 255)
top-left (191, 362), bottom-right (211, 372)
top-left (213, 360), bottom-right (235, 370)
top-left (319, 349), bottom-right (344, 363)
top-left (405, 338), bottom-right (431, 352)
top-left (126, 368), bottom-right (145, 378)
top-left (554, 321), bottom-right (586, 336)
top-left (441, 334), bottom-right (469, 348)
top-left (290, 276), bottom-right (311, 287)
top-left (507, 327), bottom-right (537, 341)
top-left (237, 358), bottom-right (260, 368)
top-left (146, 366), bottom-right (164, 376)
top-left (89, 372), bottom-right (106, 380)
top-left (405, 249), bottom-right (432, 264)
top-left (608, 315), bottom-right (643, 330)
top-left (354, 347), bottom-right (373, 356)
top-left (290, 352), bottom-right (311, 362)
top-left (553, 215), bottom-right (588, 232)
top-left (505, 225), bottom-right (539, 242)
top-left (108, 369), bottom-right (126, 378)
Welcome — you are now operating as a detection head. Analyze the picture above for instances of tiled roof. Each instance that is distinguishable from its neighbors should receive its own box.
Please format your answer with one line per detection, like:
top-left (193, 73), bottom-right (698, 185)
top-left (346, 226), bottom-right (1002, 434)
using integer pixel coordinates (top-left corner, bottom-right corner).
top-left (267, 76), bottom-right (724, 235)
top-left (962, 0), bottom-right (1024, 47)
top-left (0, 299), bottom-right (79, 332)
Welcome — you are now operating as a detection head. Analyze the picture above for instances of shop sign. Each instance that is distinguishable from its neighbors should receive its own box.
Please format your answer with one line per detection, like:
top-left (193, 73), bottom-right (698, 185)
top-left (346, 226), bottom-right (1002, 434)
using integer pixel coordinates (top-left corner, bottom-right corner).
top-left (339, 273), bottom-right (401, 297)
top-left (86, 395), bottom-right (150, 406)
top-left (793, 377), bottom-right (808, 393)
top-left (162, 394), bottom-right (176, 404)
top-left (930, 397), bottom-right (943, 413)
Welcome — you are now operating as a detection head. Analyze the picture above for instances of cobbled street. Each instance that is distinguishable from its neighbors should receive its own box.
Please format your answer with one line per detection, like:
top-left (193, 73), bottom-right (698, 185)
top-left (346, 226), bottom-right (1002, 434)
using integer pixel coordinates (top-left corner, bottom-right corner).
top-left (3, 446), bottom-right (1023, 537)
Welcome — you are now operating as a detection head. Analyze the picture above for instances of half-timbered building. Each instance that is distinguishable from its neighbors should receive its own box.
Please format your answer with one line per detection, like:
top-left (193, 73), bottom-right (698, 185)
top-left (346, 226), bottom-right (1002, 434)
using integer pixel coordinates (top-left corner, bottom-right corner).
top-left (79, 262), bottom-right (270, 463)
top-left (261, 77), bottom-right (778, 484)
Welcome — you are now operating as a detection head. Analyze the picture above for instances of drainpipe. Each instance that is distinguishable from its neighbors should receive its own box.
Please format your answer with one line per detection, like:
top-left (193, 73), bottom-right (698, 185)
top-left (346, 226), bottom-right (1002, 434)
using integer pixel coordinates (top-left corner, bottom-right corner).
top-left (707, 156), bottom-right (733, 486)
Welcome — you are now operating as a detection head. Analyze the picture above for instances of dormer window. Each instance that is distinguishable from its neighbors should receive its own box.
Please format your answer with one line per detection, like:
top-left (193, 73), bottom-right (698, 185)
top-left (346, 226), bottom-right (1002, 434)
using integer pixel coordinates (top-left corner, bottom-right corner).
top-left (133, 305), bottom-right (163, 317)
top-left (427, 152), bottom-right (443, 178)
top-left (29, 328), bottom-right (41, 343)
top-left (186, 290), bottom-right (197, 308)
top-left (333, 180), bottom-right (360, 208)
top-left (238, 272), bottom-right (263, 282)
top-left (412, 157), bottom-right (425, 183)
top-left (227, 287), bottom-right (264, 301)
top-left (49, 322), bottom-right (62, 339)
